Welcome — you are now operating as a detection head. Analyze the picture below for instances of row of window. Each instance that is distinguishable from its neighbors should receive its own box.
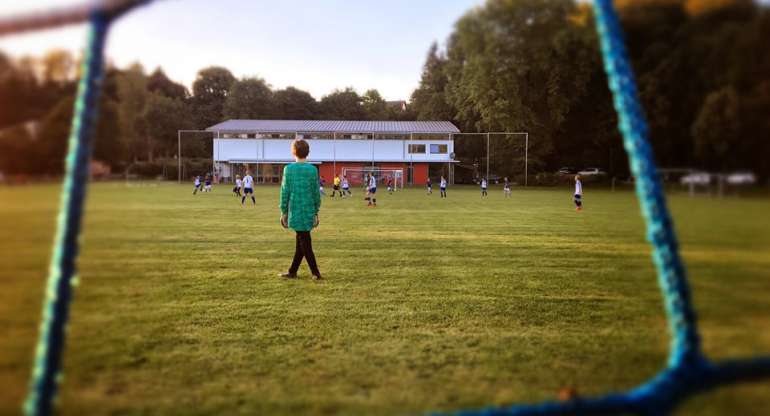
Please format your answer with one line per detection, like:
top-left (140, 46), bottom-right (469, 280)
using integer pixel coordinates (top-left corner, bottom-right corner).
top-left (220, 133), bottom-right (452, 140)
top-left (409, 144), bottom-right (448, 154)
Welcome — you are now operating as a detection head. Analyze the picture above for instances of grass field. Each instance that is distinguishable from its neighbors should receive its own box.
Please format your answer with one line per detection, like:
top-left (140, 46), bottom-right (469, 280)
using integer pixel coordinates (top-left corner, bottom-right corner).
top-left (1, 182), bottom-right (769, 415)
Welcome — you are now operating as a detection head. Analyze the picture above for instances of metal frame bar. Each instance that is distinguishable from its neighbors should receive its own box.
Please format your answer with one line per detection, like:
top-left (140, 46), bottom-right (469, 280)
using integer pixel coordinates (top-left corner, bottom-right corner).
top-left (452, 132), bottom-right (530, 186)
top-left (177, 129), bottom-right (217, 184)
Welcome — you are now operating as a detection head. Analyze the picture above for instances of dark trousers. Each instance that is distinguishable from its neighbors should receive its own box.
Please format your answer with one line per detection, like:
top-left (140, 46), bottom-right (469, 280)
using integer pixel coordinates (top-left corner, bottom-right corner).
top-left (289, 231), bottom-right (320, 275)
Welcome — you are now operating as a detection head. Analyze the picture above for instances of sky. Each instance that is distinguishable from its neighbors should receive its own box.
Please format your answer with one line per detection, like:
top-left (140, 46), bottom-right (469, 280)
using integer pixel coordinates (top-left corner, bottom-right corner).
top-left (0, 0), bottom-right (485, 101)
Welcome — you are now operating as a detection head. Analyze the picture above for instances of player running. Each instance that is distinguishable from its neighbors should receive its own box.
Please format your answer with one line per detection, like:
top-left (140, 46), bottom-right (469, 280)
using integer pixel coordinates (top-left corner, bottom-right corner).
top-left (193, 175), bottom-right (202, 195)
top-left (574, 174), bottom-right (583, 211)
top-left (341, 175), bottom-right (351, 197)
top-left (204, 174), bottom-right (212, 193)
top-left (426, 177), bottom-right (432, 195)
top-left (241, 170), bottom-right (256, 206)
top-left (503, 177), bottom-right (511, 197)
top-left (439, 175), bottom-right (447, 198)
top-left (331, 174), bottom-right (342, 198)
top-left (233, 175), bottom-right (242, 197)
top-left (386, 176), bottom-right (394, 194)
top-left (364, 173), bottom-right (377, 207)
top-left (480, 177), bottom-right (488, 197)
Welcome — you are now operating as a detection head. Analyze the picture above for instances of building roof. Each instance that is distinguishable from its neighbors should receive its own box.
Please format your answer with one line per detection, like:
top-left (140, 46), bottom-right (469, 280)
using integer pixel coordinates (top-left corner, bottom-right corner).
top-left (206, 120), bottom-right (459, 134)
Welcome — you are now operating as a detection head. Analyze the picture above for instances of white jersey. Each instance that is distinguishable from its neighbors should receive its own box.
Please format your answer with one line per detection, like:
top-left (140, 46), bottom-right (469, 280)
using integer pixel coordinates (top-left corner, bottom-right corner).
top-left (440, 178), bottom-right (447, 188)
top-left (341, 178), bottom-right (349, 188)
top-left (194, 177), bottom-right (201, 186)
top-left (235, 179), bottom-right (242, 188)
top-left (243, 175), bottom-right (254, 189)
top-left (481, 179), bottom-right (487, 188)
top-left (368, 175), bottom-right (377, 189)
top-left (575, 180), bottom-right (583, 196)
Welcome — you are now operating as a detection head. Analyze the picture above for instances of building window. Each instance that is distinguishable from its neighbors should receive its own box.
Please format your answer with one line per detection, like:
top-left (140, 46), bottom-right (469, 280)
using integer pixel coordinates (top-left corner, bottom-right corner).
top-left (408, 144), bottom-right (426, 154)
top-left (430, 144), bottom-right (448, 154)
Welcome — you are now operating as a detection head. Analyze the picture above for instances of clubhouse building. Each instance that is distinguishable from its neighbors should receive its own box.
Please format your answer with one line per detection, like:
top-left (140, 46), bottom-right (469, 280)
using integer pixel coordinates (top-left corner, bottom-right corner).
top-left (206, 120), bottom-right (460, 185)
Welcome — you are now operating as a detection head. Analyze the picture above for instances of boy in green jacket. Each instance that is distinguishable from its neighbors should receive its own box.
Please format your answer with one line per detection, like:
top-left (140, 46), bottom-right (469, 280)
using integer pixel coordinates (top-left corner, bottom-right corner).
top-left (279, 139), bottom-right (322, 280)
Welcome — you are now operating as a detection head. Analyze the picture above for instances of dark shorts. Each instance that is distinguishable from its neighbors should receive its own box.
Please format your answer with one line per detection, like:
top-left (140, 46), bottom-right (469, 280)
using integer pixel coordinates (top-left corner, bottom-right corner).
top-left (369, 187), bottom-right (377, 194)
top-left (232, 186), bottom-right (239, 191)
top-left (482, 187), bottom-right (487, 191)
top-left (244, 187), bottom-right (253, 194)
top-left (342, 186), bottom-right (349, 190)
top-left (333, 185), bottom-right (340, 190)
top-left (440, 187), bottom-right (446, 191)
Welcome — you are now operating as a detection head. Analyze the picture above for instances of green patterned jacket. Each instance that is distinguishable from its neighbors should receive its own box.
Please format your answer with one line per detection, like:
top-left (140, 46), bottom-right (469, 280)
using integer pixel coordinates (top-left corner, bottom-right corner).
top-left (280, 162), bottom-right (321, 231)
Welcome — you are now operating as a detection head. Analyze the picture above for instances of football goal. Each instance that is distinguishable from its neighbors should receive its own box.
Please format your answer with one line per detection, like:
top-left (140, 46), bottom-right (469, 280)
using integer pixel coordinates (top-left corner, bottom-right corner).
top-left (341, 167), bottom-right (404, 190)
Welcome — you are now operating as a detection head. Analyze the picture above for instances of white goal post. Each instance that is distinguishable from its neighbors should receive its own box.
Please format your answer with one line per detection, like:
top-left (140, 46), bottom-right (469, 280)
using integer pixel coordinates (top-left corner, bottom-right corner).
top-left (340, 167), bottom-right (404, 190)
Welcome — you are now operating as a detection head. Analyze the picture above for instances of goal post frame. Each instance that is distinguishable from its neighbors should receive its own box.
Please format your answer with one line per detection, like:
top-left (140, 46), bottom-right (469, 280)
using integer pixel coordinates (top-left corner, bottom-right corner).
top-left (340, 167), bottom-right (405, 190)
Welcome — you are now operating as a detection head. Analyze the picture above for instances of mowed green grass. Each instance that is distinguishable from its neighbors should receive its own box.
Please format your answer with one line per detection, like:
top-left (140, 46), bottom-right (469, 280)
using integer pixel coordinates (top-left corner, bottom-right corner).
top-left (1, 182), bottom-right (769, 416)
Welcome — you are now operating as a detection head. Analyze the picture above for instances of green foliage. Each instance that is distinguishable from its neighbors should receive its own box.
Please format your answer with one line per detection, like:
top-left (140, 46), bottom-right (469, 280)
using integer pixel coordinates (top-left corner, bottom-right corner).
top-left (191, 66), bottom-right (236, 129)
top-left (319, 87), bottom-right (366, 119)
top-left (223, 77), bottom-right (273, 119)
top-left (411, 42), bottom-right (456, 122)
top-left (272, 87), bottom-right (319, 119)
top-left (142, 92), bottom-right (190, 159)
top-left (692, 86), bottom-right (741, 169)
top-left (147, 68), bottom-right (188, 100)
top-left (116, 63), bottom-right (149, 162)
top-left (362, 89), bottom-right (389, 120)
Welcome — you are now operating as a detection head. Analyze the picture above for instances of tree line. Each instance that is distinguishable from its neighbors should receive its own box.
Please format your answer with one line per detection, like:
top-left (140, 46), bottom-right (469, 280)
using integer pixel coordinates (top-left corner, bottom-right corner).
top-left (0, 57), bottom-right (414, 175)
top-left (411, 0), bottom-right (769, 181)
top-left (0, 0), bottom-right (768, 182)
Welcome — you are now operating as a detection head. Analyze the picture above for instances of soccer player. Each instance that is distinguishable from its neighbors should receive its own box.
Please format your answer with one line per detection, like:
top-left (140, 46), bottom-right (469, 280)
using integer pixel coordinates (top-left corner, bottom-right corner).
top-left (204, 174), bottom-right (212, 193)
top-left (387, 176), bottom-right (394, 194)
top-left (503, 177), bottom-right (511, 198)
top-left (439, 175), bottom-right (447, 198)
top-left (319, 176), bottom-right (326, 197)
top-left (365, 173), bottom-right (377, 207)
top-left (331, 174), bottom-right (342, 198)
top-left (480, 177), bottom-right (488, 197)
top-left (341, 175), bottom-right (351, 198)
top-left (280, 139), bottom-right (322, 280)
top-left (426, 177), bottom-right (432, 195)
top-left (241, 170), bottom-right (256, 206)
top-left (574, 174), bottom-right (583, 211)
top-left (193, 175), bottom-right (202, 194)
top-left (233, 175), bottom-right (242, 197)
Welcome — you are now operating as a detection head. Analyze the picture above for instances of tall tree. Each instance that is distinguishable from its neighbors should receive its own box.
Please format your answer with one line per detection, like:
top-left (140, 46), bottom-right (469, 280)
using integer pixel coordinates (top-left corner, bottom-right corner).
top-left (319, 88), bottom-right (366, 120)
top-left (192, 66), bottom-right (236, 128)
top-left (442, 0), bottom-right (597, 172)
top-left (410, 42), bottom-right (456, 122)
top-left (142, 92), bottom-right (191, 159)
top-left (362, 89), bottom-right (388, 120)
top-left (272, 87), bottom-right (318, 119)
top-left (223, 77), bottom-right (273, 119)
top-left (148, 68), bottom-right (188, 100)
top-left (116, 63), bottom-right (149, 162)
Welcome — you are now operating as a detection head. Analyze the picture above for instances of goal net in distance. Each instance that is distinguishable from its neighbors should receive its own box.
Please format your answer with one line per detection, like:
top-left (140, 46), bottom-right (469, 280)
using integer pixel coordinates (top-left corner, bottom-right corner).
top-left (341, 168), bottom-right (404, 190)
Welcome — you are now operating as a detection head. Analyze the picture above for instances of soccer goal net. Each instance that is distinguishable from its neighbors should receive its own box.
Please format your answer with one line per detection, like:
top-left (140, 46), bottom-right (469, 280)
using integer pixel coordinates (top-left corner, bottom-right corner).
top-left (341, 167), bottom-right (404, 190)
